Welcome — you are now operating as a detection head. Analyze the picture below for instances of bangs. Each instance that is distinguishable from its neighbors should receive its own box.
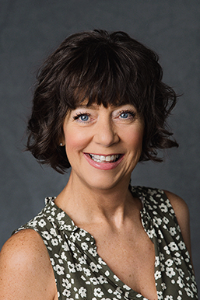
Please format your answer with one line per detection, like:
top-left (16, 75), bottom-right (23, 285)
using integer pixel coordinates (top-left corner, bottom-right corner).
top-left (59, 41), bottom-right (144, 112)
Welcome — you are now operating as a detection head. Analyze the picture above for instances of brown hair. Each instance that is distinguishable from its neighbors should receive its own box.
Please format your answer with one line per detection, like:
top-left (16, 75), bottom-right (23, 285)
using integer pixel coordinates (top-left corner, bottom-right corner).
top-left (27, 29), bottom-right (178, 173)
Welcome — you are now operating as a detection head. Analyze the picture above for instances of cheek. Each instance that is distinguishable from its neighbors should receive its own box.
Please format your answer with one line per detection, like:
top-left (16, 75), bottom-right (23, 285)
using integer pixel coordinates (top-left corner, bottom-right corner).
top-left (127, 128), bottom-right (144, 150)
top-left (64, 128), bottom-right (90, 152)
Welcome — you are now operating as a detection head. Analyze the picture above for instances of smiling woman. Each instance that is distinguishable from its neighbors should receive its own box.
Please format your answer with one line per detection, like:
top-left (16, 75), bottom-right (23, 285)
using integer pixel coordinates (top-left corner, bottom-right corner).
top-left (0, 30), bottom-right (198, 300)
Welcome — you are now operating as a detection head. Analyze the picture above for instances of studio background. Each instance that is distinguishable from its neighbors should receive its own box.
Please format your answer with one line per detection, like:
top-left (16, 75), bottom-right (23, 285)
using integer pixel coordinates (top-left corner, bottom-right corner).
top-left (0, 0), bottom-right (200, 290)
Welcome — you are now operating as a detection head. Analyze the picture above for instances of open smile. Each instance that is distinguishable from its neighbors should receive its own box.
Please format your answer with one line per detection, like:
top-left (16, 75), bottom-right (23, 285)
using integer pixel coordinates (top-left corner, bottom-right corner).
top-left (89, 154), bottom-right (121, 163)
top-left (84, 153), bottom-right (124, 170)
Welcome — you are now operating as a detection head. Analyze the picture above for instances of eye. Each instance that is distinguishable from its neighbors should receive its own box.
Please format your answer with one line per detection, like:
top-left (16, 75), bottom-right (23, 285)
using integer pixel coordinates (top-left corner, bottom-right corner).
top-left (118, 110), bottom-right (136, 119)
top-left (73, 113), bottom-right (90, 122)
top-left (120, 112), bottom-right (129, 119)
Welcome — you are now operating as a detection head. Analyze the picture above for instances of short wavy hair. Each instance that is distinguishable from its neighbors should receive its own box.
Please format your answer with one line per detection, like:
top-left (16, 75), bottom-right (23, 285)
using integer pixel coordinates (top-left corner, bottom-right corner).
top-left (27, 29), bottom-right (178, 173)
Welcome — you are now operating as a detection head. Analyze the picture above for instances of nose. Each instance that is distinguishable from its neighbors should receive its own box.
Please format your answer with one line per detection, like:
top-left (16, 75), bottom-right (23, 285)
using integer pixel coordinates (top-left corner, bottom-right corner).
top-left (93, 117), bottom-right (119, 147)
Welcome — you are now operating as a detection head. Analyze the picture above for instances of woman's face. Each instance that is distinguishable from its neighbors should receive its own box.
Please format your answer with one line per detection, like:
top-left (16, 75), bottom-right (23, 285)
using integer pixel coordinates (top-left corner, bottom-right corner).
top-left (62, 103), bottom-right (144, 191)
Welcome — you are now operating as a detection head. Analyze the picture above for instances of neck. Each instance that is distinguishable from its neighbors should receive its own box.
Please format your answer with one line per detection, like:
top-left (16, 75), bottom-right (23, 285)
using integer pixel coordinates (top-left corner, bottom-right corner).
top-left (55, 170), bottom-right (135, 228)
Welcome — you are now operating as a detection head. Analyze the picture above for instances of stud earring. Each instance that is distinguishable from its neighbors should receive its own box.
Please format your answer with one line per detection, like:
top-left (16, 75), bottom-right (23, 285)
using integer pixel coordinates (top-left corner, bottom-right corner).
top-left (60, 142), bottom-right (63, 146)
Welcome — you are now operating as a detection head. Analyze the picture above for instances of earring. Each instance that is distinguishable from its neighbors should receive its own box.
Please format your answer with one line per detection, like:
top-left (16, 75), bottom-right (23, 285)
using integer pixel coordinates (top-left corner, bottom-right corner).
top-left (60, 142), bottom-right (63, 146)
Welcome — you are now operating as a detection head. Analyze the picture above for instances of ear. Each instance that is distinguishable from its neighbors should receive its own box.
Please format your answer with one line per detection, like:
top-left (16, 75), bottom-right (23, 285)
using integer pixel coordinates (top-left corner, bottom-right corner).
top-left (59, 135), bottom-right (65, 147)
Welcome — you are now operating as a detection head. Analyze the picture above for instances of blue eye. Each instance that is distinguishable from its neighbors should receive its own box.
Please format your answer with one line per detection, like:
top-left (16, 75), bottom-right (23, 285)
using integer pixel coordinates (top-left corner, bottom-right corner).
top-left (80, 114), bottom-right (89, 121)
top-left (120, 112), bottom-right (129, 119)
top-left (118, 110), bottom-right (136, 120)
top-left (73, 113), bottom-right (90, 122)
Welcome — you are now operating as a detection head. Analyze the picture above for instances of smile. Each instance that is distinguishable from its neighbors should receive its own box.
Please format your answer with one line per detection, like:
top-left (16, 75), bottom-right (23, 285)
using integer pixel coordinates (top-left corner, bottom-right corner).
top-left (89, 154), bottom-right (120, 163)
top-left (84, 153), bottom-right (124, 170)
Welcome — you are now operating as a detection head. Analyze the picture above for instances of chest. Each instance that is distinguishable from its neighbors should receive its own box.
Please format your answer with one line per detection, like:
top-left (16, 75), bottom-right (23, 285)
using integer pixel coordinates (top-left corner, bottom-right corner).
top-left (95, 226), bottom-right (157, 300)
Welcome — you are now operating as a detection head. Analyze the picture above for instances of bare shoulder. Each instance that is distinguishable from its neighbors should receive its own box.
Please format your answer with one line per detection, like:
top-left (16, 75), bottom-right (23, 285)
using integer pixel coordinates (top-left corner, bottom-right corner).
top-left (164, 190), bottom-right (192, 256)
top-left (0, 229), bottom-right (57, 300)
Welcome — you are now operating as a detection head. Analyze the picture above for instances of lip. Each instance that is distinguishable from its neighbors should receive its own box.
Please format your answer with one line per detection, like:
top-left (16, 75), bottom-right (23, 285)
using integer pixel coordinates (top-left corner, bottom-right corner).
top-left (83, 153), bottom-right (124, 170)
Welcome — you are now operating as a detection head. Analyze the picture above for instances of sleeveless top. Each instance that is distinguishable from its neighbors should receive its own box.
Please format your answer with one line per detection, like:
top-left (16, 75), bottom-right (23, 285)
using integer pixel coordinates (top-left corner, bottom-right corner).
top-left (15, 186), bottom-right (198, 300)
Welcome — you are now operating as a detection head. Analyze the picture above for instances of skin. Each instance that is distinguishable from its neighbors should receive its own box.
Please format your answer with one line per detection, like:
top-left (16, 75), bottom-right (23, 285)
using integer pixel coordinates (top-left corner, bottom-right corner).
top-left (0, 104), bottom-right (192, 300)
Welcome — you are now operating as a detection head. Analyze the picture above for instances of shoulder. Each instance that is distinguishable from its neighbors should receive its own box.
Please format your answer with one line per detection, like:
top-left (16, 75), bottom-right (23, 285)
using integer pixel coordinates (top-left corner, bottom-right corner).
top-left (0, 229), bottom-right (57, 299)
top-left (164, 190), bottom-right (192, 256)
top-left (133, 186), bottom-right (192, 257)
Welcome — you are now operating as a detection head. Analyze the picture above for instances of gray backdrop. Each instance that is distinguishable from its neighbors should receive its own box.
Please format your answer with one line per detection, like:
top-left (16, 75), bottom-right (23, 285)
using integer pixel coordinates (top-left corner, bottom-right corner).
top-left (0, 0), bottom-right (200, 290)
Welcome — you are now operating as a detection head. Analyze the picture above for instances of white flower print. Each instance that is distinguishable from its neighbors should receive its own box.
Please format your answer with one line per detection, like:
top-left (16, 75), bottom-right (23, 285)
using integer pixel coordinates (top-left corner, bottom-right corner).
top-left (158, 229), bottom-right (164, 239)
top-left (191, 283), bottom-right (198, 293)
top-left (154, 217), bottom-right (162, 225)
top-left (161, 282), bottom-right (166, 290)
top-left (81, 275), bottom-right (86, 281)
top-left (163, 217), bottom-right (169, 224)
top-left (166, 267), bottom-right (175, 278)
top-left (63, 289), bottom-right (71, 297)
top-left (88, 247), bottom-right (97, 256)
top-left (61, 251), bottom-right (67, 261)
top-left (51, 238), bottom-right (58, 246)
top-left (178, 241), bottom-right (186, 250)
top-left (174, 257), bottom-right (181, 265)
top-left (83, 267), bottom-right (91, 277)
top-left (50, 228), bottom-right (57, 236)
top-left (67, 261), bottom-right (76, 273)
top-left (75, 263), bottom-right (82, 271)
top-left (159, 253), bottom-right (164, 260)
top-left (79, 229), bottom-right (87, 237)
top-left (185, 287), bottom-right (194, 298)
top-left (90, 277), bottom-right (99, 285)
top-left (157, 291), bottom-right (163, 300)
top-left (169, 227), bottom-right (176, 236)
top-left (16, 189), bottom-right (198, 300)
top-left (54, 264), bottom-right (64, 275)
top-left (178, 268), bottom-right (185, 278)
top-left (165, 259), bottom-right (173, 267)
top-left (29, 220), bottom-right (37, 227)
top-left (105, 270), bottom-right (110, 276)
top-left (98, 275), bottom-right (108, 284)
top-left (155, 270), bottom-right (161, 280)
top-left (177, 276), bottom-right (184, 288)
top-left (163, 246), bottom-right (170, 255)
top-left (57, 211), bottom-right (65, 220)
top-left (90, 262), bottom-right (99, 272)
top-left (41, 231), bottom-right (52, 240)
top-left (94, 288), bottom-right (104, 297)
top-left (62, 242), bottom-right (70, 251)
top-left (62, 278), bottom-right (71, 289)
top-left (147, 228), bottom-right (155, 239)
top-left (38, 219), bottom-right (46, 227)
top-left (81, 242), bottom-right (89, 250)
top-left (79, 287), bottom-right (87, 298)
top-left (168, 242), bottom-right (178, 252)
top-left (98, 257), bottom-right (106, 265)
top-left (159, 203), bottom-right (168, 212)
top-left (79, 256), bottom-right (86, 264)
top-left (47, 215), bottom-right (54, 222)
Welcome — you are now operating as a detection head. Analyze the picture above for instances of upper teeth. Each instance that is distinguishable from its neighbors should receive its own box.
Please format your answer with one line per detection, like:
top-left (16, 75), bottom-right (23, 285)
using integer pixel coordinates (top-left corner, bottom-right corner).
top-left (90, 154), bottom-right (120, 162)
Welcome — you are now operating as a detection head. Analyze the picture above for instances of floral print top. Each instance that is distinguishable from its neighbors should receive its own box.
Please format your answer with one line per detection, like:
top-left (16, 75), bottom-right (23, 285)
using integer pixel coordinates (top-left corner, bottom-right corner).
top-left (15, 186), bottom-right (198, 300)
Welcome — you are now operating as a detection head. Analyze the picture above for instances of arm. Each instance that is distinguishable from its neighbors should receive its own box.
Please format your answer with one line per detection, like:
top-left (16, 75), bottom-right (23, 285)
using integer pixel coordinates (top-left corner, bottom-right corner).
top-left (0, 229), bottom-right (57, 300)
top-left (164, 190), bottom-right (192, 257)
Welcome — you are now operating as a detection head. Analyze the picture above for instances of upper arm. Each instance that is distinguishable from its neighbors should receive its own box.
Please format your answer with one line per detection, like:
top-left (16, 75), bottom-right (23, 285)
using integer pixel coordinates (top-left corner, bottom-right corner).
top-left (164, 190), bottom-right (192, 257)
top-left (0, 229), bottom-right (57, 300)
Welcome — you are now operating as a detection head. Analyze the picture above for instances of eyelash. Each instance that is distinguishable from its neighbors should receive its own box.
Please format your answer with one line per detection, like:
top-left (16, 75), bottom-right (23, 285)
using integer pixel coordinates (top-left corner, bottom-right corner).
top-left (73, 110), bottom-right (136, 122)
top-left (73, 113), bottom-right (90, 121)
top-left (118, 110), bottom-right (136, 119)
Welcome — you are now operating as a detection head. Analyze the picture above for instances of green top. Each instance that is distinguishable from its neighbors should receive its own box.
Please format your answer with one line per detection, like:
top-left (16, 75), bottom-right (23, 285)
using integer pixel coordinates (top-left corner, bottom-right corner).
top-left (15, 186), bottom-right (198, 299)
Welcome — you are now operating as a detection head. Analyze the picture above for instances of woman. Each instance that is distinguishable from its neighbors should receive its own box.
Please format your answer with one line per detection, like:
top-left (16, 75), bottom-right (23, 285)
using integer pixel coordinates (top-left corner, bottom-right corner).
top-left (0, 30), bottom-right (198, 300)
